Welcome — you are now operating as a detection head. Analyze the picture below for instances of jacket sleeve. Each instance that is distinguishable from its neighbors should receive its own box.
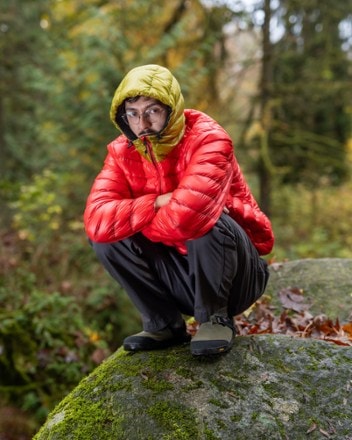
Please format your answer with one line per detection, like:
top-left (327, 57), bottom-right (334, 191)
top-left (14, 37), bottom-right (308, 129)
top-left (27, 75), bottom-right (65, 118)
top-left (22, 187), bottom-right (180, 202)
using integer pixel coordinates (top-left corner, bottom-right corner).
top-left (84, 149), bottom-right (157, 243)
top-left (227, 163), bottom-right (274, 255)
top-left (142, 131), bottom-right (234, 246)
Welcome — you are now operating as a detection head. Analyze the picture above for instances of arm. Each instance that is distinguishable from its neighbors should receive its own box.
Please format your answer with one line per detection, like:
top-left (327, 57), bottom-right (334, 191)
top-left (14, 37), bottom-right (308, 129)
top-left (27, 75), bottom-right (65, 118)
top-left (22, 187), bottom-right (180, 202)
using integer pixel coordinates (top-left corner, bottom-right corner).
top-left (84, 151), bottom-right (157, 243)
top-left (227, 163), bottom-right (275, 255)
top-left (142, 134), bottom-right (234, 245)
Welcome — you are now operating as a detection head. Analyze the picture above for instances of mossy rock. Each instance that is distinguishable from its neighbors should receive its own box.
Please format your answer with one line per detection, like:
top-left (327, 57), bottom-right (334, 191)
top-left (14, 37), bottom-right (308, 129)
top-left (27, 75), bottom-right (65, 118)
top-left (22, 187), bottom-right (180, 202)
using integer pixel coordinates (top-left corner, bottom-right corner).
top-left (267, 258), bottom-right (352, 321)
top-left (34, 335), bottom-right (352, 439)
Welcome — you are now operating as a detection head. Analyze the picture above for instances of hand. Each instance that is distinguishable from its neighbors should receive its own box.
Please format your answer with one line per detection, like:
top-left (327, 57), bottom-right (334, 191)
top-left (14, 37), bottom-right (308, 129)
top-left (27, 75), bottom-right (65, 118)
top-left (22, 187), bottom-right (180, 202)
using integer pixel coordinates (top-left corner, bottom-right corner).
top-left (155, 192), bottom-right (172, 209)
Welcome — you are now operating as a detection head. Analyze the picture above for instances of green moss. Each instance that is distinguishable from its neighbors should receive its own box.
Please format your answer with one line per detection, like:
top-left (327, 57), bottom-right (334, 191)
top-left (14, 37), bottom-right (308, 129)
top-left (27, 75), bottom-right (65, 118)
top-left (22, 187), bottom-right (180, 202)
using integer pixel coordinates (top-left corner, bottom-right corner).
top-left (209, 377), bottom-right (227, 392)
top-left (251, 411), bottom-right (260, 421)
top-left (208, 398), bottom-right (229, 409)
top-left (262, 383), bottom-right (282, 398)
top-left (176, 366), bottom-right (194, 379)
top-left (204, 427), bottom-right (221, 440)
top-left (272, 417), bottom-right (289, 438)
top-left (33, 353), bottom-right (128, 439)
top-left (33, 398), bottom-right (124, 439)
top-left (267, 357), bottom-right (291, 373)
top-left (145, 352), bottom-right (179, 371)
top-left (142, 377), bottom-right (174, 392)
top-left (111, 351), bottom-right (147, 377)
top-left (216, 419), bottom-right (227, 430)
top-left (147, 401), bottom-right (198, 440)
top-left (231, 413), bottom-right (242, 423)
top-left (113, 348), bottom-right (182, 380)
top-left (182, 380), bottom-right (204, 391)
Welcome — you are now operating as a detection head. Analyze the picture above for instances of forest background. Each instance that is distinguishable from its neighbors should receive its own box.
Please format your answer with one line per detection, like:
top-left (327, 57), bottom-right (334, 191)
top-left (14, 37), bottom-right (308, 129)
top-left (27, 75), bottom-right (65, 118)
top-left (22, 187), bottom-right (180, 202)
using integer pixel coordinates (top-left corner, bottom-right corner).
top-left (1, 0), bottom-right (352, 437)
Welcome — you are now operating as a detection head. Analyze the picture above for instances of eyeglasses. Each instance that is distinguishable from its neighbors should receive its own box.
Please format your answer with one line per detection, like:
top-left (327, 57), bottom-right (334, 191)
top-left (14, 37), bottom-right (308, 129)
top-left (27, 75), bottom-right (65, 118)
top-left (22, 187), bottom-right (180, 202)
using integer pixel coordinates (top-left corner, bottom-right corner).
top-left (122, 105), bottom-right (167, 125)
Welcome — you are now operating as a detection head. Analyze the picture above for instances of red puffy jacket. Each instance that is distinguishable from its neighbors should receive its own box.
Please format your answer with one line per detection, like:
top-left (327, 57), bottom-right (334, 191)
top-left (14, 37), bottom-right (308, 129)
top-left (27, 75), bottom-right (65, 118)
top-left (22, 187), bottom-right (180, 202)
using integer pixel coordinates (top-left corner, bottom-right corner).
top-left (84, 65), bottom-right (274, 256)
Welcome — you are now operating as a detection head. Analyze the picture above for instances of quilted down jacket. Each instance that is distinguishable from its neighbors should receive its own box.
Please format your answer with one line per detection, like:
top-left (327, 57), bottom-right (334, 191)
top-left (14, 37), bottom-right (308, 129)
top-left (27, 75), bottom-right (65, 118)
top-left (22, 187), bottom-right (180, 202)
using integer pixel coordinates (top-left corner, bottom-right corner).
top-left (84, 64), bottom-right (274, 255)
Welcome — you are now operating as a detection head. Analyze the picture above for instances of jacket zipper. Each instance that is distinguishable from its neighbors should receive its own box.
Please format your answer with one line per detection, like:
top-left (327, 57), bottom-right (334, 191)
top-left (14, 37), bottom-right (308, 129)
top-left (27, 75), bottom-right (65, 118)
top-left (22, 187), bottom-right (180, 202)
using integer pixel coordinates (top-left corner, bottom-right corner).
top-left (142, 137), bottom-right (163, 194)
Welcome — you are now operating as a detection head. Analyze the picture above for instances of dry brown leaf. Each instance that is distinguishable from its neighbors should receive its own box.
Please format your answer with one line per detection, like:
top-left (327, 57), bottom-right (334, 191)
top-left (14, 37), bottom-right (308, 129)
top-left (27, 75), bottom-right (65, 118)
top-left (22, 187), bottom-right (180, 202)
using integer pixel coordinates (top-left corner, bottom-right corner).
top-left (306, 423), bottom-right (317, 434)
top-left (234, 294), bottom-right (352, 347)
top-left (279, 287), bottom-right (310, 312)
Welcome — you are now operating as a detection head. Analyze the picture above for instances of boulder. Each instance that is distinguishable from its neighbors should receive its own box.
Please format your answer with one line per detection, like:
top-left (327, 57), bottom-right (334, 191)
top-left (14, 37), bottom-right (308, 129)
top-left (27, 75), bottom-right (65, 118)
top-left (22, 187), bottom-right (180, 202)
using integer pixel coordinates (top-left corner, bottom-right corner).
top-left (34, 259), bottom-right (352, 439)
top-left (34, 335), bottom-right (352, 439)
top-left (267, 258), bottom-right (352, 321)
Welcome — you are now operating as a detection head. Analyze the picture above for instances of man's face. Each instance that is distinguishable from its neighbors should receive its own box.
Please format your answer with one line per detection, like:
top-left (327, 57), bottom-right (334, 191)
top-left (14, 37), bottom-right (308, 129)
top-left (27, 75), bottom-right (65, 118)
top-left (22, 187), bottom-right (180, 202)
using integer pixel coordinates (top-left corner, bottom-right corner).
top-left (124, 96), bottom-right (168, 138)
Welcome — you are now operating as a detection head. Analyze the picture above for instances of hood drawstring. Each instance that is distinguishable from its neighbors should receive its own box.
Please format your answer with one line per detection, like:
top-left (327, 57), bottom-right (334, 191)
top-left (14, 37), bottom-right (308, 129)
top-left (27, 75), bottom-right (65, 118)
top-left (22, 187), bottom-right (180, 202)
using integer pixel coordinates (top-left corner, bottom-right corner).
top-left (141, 136), bottom-right (148, 155)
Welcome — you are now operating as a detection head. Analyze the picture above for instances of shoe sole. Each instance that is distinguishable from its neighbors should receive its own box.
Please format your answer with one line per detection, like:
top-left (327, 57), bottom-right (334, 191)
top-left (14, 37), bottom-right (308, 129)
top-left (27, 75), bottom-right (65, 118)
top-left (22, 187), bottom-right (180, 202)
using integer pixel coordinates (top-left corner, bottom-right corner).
top-left (123, 340), bottom-right (172, 351)
top-left (191, 341), bottom-right (233, 356)
top-left (124, 336), bottom-right (191, 352)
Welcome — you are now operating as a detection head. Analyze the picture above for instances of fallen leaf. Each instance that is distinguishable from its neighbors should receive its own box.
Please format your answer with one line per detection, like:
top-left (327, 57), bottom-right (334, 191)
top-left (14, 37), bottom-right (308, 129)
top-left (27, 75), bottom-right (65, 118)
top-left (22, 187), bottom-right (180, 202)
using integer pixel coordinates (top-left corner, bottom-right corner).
top-left (279, 287), bottom-right (310, 312)
top-left (319, 428), bottom-right (331, 438)
top-left (342, 322), bottom-right (352, 337)
top-left (306, 423), bottom-right (317, 434)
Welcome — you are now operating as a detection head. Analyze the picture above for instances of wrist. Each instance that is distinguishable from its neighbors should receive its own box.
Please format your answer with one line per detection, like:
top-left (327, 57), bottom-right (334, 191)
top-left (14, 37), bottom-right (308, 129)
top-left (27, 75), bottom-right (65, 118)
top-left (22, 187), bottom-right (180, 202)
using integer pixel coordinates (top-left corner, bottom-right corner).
top-left (154, 197), bottom-right (160, 211)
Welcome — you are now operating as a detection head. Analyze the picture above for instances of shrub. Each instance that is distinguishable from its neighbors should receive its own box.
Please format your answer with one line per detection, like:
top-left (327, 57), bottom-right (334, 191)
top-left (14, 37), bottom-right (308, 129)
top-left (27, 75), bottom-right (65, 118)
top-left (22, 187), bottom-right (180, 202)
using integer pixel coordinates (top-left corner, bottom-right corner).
top-left (0, 267), bottom-right (110, 426)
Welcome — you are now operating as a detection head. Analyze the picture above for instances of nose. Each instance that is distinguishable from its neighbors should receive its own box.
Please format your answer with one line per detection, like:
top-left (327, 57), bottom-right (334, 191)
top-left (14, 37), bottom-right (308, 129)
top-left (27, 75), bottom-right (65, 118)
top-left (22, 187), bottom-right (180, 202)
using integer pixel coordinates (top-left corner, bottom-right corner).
top-left (138, 113), bottom-right (151, 129)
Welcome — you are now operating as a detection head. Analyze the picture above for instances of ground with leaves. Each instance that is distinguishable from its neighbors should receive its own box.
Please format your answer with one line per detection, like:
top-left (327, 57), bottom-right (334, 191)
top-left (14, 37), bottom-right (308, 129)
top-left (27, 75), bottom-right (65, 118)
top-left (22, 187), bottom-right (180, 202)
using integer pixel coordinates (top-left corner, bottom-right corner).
top-left (234, 288), bottom-right (352, 347)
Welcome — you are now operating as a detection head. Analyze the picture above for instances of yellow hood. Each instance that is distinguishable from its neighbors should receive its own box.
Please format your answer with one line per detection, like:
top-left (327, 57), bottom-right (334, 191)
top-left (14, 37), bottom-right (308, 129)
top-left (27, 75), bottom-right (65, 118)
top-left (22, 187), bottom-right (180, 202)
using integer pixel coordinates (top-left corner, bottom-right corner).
top-left (110, 64), bottom-right (185, 161)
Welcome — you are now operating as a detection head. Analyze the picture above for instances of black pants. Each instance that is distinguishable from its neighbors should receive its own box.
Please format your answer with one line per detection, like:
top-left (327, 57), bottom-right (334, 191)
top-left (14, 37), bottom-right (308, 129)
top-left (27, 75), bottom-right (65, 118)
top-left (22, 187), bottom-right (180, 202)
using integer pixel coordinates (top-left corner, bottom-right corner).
top-left (91, 214), bottom-right (269, 332)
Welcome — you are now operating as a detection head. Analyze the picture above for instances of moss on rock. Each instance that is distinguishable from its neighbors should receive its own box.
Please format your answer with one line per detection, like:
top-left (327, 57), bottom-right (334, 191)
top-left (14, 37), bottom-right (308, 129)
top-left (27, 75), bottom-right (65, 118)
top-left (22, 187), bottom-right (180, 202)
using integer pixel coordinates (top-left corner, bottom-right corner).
top-left (34, 335), bottom-right (352, 439)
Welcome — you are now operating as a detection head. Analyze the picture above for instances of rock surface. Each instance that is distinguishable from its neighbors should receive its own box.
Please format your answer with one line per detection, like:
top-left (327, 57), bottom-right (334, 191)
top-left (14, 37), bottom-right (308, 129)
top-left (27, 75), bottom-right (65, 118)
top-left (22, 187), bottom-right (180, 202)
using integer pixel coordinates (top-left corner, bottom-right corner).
top-left (267, 258), bottom-right (352, 321)
top-left (34, 335), bottom-right (352, 439)
top-left (34, 259), bottom-right (352, 439)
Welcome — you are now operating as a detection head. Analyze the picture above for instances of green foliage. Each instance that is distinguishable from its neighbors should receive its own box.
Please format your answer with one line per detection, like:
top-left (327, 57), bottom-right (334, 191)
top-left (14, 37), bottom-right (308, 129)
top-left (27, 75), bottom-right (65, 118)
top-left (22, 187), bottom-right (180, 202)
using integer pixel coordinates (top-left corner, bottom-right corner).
top-left (270, 0), bottom-right (351, 186)
top-left (0, 269), bottom-right (106, 422)
top-left (0, 0), bottom-right (56, 179)
top-left (11, 170), bottom-right (63, 242)
top-left (271, 179), bottom-right (352, 260)
top-left (0, 227), bottom-right (140, 432)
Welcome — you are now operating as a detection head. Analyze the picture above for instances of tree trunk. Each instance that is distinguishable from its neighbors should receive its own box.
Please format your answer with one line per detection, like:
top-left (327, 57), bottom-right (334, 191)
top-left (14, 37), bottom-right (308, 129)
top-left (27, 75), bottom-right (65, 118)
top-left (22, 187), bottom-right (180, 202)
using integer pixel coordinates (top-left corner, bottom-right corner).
top-left (258, 0), bottom-right (273, 216)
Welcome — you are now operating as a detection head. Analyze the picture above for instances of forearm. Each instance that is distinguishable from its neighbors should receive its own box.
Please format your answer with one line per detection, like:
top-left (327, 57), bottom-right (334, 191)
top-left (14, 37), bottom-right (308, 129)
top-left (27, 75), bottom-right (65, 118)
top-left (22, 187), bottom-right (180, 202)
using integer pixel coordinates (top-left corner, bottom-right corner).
top-left (84, 193), bottom-right (157, 242)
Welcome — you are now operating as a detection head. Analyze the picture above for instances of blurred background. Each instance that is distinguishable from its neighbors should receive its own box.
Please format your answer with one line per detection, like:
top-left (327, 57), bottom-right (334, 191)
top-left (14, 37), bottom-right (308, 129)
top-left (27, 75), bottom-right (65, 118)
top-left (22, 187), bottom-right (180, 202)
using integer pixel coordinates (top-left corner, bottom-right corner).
top-left (0, 0), bottom-right (351, 437)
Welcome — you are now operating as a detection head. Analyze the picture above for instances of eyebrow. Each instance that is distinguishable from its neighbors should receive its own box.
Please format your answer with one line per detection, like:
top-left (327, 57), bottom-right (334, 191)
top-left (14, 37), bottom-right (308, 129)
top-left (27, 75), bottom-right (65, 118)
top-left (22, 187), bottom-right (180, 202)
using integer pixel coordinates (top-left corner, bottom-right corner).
top-left (125, 102), bottom-right (163, 111)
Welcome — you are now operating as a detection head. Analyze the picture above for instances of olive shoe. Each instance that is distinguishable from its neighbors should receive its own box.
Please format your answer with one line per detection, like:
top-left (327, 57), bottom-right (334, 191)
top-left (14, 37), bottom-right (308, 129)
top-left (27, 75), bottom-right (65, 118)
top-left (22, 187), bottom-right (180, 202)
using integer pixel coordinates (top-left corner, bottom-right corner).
top-left (123, 324), bottom-right (191, 352)
top-left (190, 315), bottom-right (236, 356)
